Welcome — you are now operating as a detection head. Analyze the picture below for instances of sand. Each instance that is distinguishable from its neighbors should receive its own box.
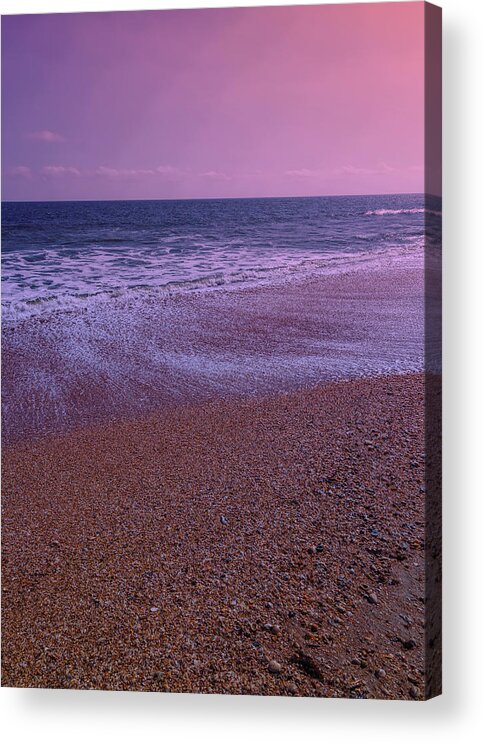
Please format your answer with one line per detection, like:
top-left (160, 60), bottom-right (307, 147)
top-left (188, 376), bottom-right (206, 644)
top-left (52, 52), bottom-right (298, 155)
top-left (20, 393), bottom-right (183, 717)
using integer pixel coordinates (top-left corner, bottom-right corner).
top-left (1, 372), bottom-right (440, 699)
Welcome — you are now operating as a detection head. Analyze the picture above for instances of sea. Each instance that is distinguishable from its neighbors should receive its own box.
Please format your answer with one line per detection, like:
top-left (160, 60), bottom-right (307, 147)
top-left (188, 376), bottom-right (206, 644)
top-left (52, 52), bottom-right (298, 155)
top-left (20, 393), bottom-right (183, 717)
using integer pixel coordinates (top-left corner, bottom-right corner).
top-left (1, 193), bottom-right (441, 323)
top-left (1, 193), bottom-right (441, 441)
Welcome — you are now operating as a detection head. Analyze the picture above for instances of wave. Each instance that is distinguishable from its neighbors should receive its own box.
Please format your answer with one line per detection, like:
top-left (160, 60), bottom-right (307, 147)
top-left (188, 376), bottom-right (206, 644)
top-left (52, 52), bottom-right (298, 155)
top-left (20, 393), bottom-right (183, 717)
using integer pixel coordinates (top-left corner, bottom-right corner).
top-left (2, 242), bottom-right (425, 326)
top-left (365, 208), bottom-right (442, 216)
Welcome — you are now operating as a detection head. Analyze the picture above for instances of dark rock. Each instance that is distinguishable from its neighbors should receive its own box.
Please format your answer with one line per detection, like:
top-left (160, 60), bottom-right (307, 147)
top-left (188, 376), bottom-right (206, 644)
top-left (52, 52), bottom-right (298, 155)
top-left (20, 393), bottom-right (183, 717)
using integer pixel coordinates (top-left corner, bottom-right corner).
top-left (293, 651), bottom-right (324, 681)
top-left (402, 639), bottom-right (416, 650)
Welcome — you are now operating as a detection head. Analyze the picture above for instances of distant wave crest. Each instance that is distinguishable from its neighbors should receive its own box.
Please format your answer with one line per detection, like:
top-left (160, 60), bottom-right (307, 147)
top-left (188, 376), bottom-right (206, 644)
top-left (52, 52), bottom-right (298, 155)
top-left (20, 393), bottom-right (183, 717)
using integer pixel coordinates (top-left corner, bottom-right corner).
top-left (365, 208), bottom-right (441, 216)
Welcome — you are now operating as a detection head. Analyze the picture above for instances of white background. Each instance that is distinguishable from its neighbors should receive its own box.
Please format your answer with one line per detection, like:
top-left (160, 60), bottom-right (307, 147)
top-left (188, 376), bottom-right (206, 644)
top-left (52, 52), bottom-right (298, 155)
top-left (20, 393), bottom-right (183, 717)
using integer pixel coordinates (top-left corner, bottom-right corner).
top-left (1, 0), bottom-right (482, 739)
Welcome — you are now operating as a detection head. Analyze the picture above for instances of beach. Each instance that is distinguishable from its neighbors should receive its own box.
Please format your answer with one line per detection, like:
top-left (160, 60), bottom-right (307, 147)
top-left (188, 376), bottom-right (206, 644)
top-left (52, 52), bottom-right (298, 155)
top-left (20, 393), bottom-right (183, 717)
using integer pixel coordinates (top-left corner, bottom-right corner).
top-left (1, 2), bottom-right (443, 721)
top-left (1, 195), bottom-right (441, 698)
top-left (2, 372), bottom-right (437, 699)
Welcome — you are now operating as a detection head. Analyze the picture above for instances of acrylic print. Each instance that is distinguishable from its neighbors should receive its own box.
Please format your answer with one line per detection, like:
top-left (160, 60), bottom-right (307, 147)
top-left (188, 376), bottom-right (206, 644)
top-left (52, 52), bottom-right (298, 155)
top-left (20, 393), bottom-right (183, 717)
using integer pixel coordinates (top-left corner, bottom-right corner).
top-left (1, 2), bottom-right (442, 699)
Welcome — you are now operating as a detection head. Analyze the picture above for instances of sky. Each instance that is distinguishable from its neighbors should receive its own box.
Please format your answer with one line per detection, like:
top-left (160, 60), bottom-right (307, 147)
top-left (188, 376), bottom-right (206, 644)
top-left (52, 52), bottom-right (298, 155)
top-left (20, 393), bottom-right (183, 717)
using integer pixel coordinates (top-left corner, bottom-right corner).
top-left (1, 3), bottom-right (426, 201)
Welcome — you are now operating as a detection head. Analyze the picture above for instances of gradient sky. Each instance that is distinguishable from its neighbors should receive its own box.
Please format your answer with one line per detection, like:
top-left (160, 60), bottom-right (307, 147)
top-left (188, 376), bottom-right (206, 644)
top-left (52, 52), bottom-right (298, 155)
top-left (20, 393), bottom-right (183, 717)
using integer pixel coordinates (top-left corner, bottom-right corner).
top-left (1, 3), bottom-right (426, 201)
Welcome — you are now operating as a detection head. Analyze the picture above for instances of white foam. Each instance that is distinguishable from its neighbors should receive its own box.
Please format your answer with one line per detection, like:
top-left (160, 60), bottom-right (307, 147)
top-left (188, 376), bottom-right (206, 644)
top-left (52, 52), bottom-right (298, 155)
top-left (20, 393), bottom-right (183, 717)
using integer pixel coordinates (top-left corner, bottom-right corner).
top-left (365, 208), bottom-right (442, 216)
top-left (2, 241), bottom-right (425, 325)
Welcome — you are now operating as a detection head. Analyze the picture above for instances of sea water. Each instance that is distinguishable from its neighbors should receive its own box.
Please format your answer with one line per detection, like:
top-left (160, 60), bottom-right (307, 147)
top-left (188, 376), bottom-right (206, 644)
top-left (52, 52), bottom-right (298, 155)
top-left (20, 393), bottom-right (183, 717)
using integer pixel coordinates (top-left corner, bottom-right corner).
top-left (1, 193), bottom-right (441, 440)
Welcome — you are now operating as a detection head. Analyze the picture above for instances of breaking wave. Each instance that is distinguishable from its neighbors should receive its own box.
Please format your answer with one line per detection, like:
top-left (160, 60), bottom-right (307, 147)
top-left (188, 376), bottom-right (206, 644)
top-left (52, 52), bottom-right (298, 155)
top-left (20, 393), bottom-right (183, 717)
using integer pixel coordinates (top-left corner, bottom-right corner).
top-left (365, 208), bottom-right (442, 216)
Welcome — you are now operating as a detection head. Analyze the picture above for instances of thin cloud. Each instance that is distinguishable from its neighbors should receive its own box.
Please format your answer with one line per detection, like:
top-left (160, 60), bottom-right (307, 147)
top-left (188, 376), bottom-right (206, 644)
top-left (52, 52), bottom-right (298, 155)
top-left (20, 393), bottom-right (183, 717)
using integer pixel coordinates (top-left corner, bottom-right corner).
top-left (285, 168), bottom-right (324, 178)
top-left (27, 130), bottom-right (65, 143)
top-left (10, 165), bottom-right (33, 179)
top-left (335, 162), bottom-right (396, 176)
top-left (156, 165), bottom-right (184, 175)
top-left (95, 166), bottom-right (156, 177)
top-left (286, 162), bottom-right (398, 179)
top-left (200, 170), bottom-right (231, 180)
top-left (41, 165), bottom-right (81, 177)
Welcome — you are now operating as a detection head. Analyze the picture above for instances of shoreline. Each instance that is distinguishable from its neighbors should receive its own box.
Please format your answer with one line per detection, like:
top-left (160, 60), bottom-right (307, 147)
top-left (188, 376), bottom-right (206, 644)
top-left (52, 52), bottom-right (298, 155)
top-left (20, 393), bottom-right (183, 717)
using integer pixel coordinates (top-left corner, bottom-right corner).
top-left (2, 373), bottom-right (429, 698)
top-left (1, 259), bottom-right (425, 444)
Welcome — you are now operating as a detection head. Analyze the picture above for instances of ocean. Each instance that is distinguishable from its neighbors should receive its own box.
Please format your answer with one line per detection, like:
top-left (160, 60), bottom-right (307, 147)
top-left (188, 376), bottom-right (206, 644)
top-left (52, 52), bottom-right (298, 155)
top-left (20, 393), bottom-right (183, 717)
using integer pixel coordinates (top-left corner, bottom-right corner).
top-left (1, 193), bottom-right (440, 441)
top-left (1, 193), bottom-right (440, 322)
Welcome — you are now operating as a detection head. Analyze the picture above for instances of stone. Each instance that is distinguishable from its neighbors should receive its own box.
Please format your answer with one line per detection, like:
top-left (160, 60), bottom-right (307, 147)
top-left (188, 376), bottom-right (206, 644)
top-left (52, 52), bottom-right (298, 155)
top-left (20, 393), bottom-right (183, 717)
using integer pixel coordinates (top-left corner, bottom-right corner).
top-left (402, 639), bottom-right (416, 650)
top-left (220, 516), bottom-right (228, 525)
top-left (375, 669), bottom-right (386, 679)
top-left (268, 660), bottom-right (282, 674)
top-left (263, 623), bottom-right (281, 635)
top-left (367, 592), bottom-right (378, 604)
top-left (409, 685), bottom-right (419, 699)
top-left (294, 651), bottom-right (324, 681)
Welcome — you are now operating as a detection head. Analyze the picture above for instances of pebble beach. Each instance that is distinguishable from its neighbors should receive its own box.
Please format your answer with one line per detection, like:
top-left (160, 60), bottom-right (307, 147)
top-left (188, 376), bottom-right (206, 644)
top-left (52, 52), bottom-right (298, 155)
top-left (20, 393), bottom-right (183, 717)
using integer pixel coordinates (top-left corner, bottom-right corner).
top-left (2, 372), bottom-right (436, 699)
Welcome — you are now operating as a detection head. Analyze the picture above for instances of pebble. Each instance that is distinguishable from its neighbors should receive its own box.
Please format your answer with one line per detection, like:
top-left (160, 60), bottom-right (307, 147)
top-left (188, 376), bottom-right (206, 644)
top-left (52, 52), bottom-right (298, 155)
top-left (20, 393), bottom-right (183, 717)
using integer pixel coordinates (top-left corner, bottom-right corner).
top-left (367, 592), bottom-right (378, 604)
top-left (287, 682), bottom-right (297, 695)
top-left (269, 624), bottom-right (281, 635)
top-left (409, 685), bottom-right (419, 699)
top-left (375, 669), bottom-right (386, 679)
top-left (220, 516), bottom-right (228, 525)
top-left (402, 639), bottom-right (416, 650)
top-left (150, 606), bottom-right (160, 613)
top-left (268, 660), bottom-right (282, 674)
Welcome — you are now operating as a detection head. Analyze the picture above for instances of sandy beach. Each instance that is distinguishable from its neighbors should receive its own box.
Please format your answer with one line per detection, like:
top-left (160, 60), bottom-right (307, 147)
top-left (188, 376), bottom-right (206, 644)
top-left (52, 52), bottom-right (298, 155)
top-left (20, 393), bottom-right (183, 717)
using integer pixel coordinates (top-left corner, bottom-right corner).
top-left (1, 372), bottom-right (439, 699)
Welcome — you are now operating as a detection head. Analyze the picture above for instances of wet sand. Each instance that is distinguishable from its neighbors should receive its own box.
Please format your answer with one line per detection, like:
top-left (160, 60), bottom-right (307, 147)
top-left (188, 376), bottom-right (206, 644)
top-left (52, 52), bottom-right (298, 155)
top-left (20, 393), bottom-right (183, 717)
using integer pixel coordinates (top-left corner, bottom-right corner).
top-left (1, 261), bottom-right (424, 444)
top-left (2, 372), bottom-right (433, 699)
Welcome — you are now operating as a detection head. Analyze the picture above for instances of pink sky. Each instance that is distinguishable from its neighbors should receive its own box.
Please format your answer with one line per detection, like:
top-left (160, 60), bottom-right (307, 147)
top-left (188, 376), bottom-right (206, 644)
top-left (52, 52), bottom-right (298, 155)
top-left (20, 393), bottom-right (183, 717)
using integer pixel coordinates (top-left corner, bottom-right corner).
top-left (1, 3), bottom-right (426, 201)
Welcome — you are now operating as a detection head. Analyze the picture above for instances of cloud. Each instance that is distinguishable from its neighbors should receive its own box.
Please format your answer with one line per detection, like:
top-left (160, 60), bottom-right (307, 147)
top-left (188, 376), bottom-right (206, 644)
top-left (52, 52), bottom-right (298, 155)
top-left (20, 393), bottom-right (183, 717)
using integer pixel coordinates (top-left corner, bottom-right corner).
top-left (41, 165), bottom-right (81, 177)
top-left (27, 130), bottom-right (65, 143)
top-left (285, 168), bottom-right (324, 178)
top-left (334, 162), bottom-right (396, 176)
top-left (14, 163), bottom-right (238, 182)
top-left (200, 170), bottom-right (231, 180)
top-left (156, 165), bottom-right (184, 175)
top-left (9, 165), bottom-right (33, 179)
top-left (95, 166), bottom-right (156, 177)
top-left (285, 162), bottom-right (398, 179)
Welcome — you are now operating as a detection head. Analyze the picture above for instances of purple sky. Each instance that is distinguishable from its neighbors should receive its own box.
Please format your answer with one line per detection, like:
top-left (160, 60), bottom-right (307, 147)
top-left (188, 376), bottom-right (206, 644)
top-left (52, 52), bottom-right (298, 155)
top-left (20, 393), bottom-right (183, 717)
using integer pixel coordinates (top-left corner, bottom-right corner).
top-left (2, 3), bottom-right (425, 201)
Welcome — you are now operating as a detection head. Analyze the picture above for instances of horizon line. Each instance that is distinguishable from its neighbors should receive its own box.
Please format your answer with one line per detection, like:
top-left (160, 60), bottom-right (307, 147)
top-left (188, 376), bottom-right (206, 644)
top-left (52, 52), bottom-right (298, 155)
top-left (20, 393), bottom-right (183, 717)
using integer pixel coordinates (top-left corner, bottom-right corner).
top-left (1, 191), bottom-right (434, 205)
